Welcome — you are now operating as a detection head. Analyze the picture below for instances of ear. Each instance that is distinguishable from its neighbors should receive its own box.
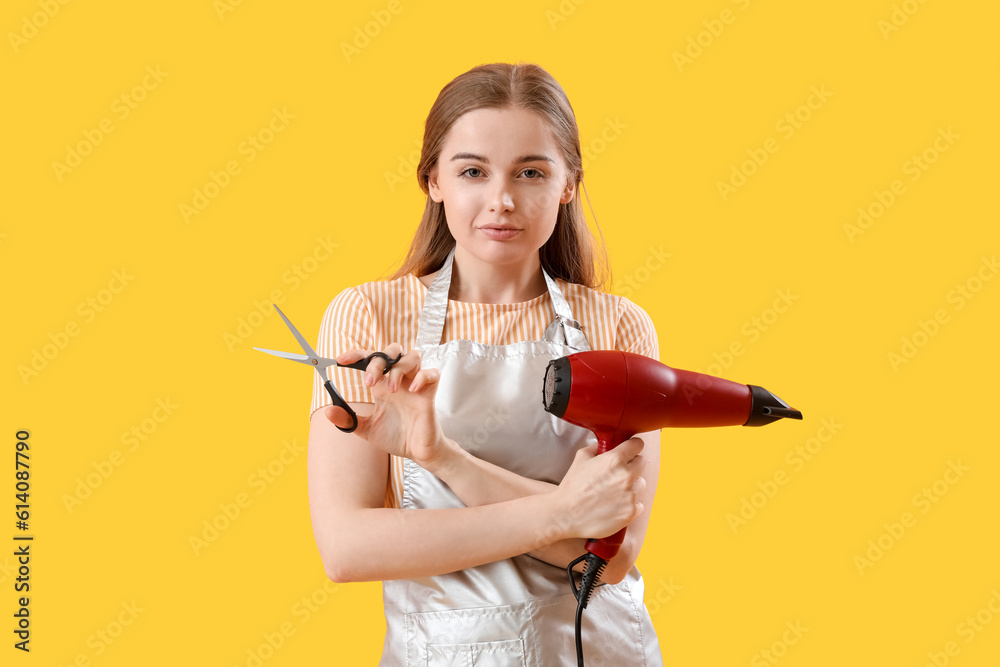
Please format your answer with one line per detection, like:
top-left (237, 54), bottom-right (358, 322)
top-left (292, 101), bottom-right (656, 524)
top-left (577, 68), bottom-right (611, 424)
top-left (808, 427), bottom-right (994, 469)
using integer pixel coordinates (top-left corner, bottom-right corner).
top-left (428, 167), bottom-right (443, 203)
top-left (559, 180), bottom-right (576, 205)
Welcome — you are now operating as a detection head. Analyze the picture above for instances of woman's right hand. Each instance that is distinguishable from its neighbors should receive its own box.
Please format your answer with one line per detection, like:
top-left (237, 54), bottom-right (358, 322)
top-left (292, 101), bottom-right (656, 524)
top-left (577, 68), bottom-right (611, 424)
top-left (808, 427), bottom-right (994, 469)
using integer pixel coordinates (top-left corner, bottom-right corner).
top-left (322, 344), bottom-right (452, 468)
top-left (550, 438), bottom-right (648, 540)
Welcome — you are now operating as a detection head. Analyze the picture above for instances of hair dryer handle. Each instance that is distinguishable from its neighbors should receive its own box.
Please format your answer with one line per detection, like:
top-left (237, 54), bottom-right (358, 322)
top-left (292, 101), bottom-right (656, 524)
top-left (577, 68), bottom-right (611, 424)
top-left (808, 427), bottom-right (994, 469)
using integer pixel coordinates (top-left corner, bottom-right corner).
top-left (582, 433), bottom-right (631, 561)
top-left (587, 528), bottom-right (626, 562)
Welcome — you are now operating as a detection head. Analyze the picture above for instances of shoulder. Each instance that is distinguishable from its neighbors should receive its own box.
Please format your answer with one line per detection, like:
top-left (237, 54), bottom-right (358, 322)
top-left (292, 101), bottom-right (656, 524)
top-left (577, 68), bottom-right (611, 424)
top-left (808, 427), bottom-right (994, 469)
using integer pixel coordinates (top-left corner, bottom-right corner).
top-left (324, 274), bottom-right (424, 314)
top-left (556, 281), bottom-right (659, 359)
top-left (318, 274), bottom-right (425, 344)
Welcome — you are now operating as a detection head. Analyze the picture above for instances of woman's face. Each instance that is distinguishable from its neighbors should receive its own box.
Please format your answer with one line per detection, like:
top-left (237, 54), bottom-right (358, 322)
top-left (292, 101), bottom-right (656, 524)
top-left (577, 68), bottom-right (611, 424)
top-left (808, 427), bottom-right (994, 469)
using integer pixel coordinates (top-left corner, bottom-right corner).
top-left (428, 106), bottom-right (576, 270)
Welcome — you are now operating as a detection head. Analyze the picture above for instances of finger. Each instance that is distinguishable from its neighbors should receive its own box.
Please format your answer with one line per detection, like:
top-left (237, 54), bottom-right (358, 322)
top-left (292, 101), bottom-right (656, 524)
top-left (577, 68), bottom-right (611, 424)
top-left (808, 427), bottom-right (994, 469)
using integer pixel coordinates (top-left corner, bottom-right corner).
top-left (364, 343), bottom-right (404, 387)
top-left (626, 453), bottom-right (647, 473)
top-left (335, 348), bottom-right (372, 365)
top-left (385, 348), bottom-right (420, 392)
top-left (323, 405), bottom-right (369, 438)
top-left (324, 405), bottom-right (354, 430)
top-left (408, 367), bottom-right (440, 393)
top-left (614, 437), bottom-right (645, 461)
top-left (573, 442), bottom-right (599, 463)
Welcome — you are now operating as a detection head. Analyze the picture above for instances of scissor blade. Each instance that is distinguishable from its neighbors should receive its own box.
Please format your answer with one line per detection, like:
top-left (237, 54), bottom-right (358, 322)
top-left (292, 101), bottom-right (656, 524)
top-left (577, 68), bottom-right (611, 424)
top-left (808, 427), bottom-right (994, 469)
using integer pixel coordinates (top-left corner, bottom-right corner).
top-left (273, 304), bottom-right (320, 357)
top-left (253, 347), bottom-right (312, 364)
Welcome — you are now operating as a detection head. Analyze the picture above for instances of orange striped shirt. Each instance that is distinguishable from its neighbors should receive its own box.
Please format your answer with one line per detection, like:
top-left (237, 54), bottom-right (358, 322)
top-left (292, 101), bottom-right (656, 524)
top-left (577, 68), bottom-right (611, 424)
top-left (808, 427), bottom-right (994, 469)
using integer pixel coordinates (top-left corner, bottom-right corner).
top-left (309, 272), bottom-right (660, 507)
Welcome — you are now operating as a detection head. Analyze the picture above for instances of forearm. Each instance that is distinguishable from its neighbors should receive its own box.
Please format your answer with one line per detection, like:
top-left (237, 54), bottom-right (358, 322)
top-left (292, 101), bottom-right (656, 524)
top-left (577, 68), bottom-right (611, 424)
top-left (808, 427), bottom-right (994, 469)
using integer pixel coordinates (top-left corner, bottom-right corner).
top-left (430, 439), bottom-right (555, 505)
top-left (322, 491), bottom-right (571, 582)
top-left (423, 434), bottom-right (659, 582)
top-left (426, 439), bottom-right (593, 569)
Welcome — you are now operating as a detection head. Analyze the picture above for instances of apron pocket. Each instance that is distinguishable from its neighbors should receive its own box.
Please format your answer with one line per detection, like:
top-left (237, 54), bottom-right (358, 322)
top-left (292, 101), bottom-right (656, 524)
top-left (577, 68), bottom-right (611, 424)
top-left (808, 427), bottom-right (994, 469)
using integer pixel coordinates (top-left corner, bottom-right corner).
top-left (405, 601), bottom-right (540, 667)
top-left (425, 638), bottom-right (526, 667)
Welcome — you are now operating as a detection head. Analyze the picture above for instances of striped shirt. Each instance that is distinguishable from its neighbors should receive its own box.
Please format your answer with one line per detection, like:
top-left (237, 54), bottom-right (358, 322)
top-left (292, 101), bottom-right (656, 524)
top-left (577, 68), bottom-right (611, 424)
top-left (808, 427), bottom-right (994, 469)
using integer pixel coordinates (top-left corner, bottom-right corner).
top-left (309, 272), bottom-right (660, 507)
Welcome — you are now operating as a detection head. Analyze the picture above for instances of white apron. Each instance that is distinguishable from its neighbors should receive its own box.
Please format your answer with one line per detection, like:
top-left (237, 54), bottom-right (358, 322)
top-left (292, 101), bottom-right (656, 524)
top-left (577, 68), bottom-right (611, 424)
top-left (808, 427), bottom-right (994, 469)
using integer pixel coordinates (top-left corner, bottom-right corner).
top-left (379, 249), bottom-right (663, 666)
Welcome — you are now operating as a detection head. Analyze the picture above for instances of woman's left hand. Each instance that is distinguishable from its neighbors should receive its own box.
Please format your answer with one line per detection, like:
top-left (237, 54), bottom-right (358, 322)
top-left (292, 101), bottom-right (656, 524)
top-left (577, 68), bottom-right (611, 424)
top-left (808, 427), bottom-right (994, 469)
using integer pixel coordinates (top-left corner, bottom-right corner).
top-left (323, 345), bottom-right (451, 467)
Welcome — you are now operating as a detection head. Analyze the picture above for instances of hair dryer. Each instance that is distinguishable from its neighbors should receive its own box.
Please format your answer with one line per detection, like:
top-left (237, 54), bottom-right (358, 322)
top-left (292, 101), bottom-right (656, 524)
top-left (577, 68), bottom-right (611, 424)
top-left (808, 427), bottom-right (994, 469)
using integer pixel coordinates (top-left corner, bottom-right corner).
top-left (541, 350), bottom-right (802, 615)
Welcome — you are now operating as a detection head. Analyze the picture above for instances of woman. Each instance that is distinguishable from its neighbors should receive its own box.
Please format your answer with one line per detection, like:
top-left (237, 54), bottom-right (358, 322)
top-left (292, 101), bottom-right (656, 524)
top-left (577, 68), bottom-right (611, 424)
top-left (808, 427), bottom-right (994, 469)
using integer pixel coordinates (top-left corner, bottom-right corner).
top-left (308, 62), bottom-right (663, 665)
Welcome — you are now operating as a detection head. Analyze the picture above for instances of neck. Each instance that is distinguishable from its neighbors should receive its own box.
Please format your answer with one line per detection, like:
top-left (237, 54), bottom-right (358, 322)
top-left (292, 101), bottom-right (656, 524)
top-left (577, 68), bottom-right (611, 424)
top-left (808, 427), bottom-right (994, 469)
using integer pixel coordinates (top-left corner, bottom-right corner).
top-left (448, 247), bottom-right (547, 304)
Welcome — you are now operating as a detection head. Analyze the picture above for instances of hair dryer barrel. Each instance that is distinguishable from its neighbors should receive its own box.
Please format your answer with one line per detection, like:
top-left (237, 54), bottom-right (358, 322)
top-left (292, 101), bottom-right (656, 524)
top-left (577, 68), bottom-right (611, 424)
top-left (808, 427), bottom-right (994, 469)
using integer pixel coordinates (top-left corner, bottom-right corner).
top-left (542, 350), bottom-right (802, 450)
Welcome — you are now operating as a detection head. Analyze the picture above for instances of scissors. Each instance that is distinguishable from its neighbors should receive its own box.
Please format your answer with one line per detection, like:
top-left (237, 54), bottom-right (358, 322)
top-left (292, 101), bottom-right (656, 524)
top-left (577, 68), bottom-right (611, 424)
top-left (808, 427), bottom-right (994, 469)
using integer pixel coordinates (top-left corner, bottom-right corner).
top-left (254, 304), bottom-right (401, 433)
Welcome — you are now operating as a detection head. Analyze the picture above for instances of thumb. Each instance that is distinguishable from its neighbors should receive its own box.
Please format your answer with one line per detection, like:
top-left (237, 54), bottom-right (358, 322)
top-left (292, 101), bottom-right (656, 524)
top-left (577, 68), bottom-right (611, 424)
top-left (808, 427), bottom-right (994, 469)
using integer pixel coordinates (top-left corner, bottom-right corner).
top-left (573, 442), bottom-right (599, 463)
top-left (323, 405), bottom-right (366, 437)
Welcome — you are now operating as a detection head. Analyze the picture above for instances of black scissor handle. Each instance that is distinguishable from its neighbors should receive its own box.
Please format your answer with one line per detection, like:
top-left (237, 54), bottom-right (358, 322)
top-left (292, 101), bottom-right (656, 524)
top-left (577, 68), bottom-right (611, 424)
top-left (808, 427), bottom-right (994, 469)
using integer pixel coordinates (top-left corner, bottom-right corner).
top-left (328, 352), bottom-right (403, 433)
top-left (336, 351), bottom-right (403, 374)
top-left (322, 380), bottom-right (359, 434)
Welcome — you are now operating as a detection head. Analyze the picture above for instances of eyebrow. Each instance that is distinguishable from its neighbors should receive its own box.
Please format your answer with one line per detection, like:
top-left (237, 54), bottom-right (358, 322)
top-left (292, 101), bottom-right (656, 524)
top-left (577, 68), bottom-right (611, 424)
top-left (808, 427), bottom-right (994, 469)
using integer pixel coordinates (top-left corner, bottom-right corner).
top-left (449, 152), bottom-right (554, 165)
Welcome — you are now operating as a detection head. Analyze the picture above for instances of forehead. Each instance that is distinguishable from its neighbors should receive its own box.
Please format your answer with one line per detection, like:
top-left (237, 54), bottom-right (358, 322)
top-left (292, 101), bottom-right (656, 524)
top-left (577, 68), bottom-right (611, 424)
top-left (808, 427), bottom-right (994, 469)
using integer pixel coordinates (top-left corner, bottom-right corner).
top-left (443, 107), bottom-right (562, 160)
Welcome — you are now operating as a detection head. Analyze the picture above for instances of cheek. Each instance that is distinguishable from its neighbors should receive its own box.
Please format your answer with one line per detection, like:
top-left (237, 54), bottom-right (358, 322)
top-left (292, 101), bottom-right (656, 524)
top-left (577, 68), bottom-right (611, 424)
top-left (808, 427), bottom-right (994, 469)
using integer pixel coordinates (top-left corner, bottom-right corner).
top-left (443, 188), bottom-right (479, 217)
top-left (523, 186), bottom-right (563, 219)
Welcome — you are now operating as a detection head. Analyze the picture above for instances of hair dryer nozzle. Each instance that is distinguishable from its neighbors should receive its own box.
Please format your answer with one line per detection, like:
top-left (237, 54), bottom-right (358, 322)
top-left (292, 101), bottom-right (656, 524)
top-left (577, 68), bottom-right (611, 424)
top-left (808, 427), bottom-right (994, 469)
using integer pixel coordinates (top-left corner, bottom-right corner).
top-left (542, 357), bottom-right (571, 418)
top-left (744, 385), bottom-right (803, 426)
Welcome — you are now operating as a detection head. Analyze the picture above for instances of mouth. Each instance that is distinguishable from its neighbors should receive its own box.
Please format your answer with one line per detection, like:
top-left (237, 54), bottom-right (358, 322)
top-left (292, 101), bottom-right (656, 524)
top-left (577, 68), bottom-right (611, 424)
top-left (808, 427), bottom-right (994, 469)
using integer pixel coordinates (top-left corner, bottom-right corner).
top-left (478, 225), bottom-right (522, 240)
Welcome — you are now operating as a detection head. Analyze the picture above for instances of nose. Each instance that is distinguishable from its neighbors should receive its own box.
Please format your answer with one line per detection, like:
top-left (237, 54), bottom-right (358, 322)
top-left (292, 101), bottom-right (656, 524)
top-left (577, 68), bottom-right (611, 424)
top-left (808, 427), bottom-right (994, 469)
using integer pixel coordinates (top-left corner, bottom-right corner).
top-left (489, 181), bottom-right (515, 214)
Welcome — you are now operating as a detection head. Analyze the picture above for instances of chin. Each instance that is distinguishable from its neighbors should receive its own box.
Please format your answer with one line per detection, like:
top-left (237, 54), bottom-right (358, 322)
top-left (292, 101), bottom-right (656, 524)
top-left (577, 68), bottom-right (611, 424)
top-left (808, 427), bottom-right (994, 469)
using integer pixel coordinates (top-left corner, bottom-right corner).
top-left (461, 239), bottom-right (540, 267)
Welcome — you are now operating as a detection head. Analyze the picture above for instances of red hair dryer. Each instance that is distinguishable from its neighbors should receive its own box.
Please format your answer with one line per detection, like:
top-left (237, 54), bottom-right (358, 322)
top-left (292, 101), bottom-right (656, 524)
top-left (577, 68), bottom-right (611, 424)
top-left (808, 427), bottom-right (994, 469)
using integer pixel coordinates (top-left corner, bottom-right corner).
top-left (541, 350), bottom-right (801, 615)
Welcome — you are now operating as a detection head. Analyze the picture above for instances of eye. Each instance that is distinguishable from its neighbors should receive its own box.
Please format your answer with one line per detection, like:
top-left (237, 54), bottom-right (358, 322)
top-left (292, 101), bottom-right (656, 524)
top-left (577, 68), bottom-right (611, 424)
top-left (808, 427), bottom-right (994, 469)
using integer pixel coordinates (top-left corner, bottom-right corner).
top-left (521, 168), bottom-right (544, 179)
top-left (459, 167), bottom-right (483, 178)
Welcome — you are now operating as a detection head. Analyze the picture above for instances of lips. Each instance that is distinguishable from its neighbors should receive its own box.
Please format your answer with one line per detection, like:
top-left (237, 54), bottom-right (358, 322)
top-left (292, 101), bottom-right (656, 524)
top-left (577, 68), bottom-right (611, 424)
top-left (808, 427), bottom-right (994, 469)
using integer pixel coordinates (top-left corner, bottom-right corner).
top-left (479, 225), bottom-right (522, 240)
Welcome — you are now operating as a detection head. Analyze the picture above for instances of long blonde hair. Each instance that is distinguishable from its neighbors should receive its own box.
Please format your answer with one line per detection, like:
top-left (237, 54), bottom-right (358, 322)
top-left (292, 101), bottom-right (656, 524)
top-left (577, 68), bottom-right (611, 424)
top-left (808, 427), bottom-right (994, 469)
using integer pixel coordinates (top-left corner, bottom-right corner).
top-left (392, 62), bottom-right (609, 289)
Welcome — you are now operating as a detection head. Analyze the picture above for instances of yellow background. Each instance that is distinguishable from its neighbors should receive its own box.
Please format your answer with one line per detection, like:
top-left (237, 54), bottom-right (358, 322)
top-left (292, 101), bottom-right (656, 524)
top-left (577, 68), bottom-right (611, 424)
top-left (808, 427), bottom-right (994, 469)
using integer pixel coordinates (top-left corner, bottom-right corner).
top-left (3, 0), bottom-right (998, 665)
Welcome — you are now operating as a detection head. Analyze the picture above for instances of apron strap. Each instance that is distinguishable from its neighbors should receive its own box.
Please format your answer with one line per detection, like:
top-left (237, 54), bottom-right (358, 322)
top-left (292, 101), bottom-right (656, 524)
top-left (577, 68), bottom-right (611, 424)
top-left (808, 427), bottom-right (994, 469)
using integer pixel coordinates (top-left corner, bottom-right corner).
top-left (415, 247), bottom-right (591, 351)
top-left (542, 270), bottom-right (591, 351)
top-left (415, 248), bottom-right (456, 349)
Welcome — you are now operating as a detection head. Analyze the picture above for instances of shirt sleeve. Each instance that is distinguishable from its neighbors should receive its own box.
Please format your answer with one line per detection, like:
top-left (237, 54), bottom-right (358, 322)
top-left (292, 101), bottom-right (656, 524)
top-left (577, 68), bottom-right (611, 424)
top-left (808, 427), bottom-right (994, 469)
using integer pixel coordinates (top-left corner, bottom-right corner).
top-left (309, 287), bottom-right (376, 420)
top-left (615, 297), bottom-right (660, 362)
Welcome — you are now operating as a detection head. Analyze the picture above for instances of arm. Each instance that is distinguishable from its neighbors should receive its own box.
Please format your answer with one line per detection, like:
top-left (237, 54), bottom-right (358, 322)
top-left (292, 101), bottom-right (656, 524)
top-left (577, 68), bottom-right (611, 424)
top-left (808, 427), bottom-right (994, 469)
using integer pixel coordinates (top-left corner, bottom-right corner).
top-left (421, 430), bottom-right (661, 585)
top-left (308, 400), bottom-right (646, 583)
